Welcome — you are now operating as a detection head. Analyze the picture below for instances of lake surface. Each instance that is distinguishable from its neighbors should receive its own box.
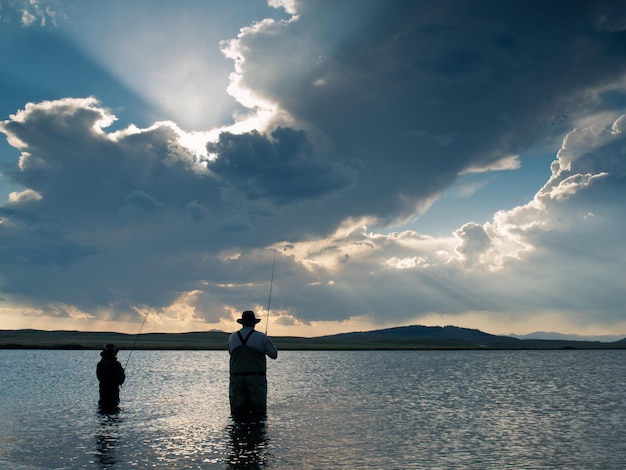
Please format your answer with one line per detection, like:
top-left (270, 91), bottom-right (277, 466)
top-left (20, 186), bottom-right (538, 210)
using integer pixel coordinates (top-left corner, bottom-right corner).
top-left (0, 349), bottom-right (624, 469)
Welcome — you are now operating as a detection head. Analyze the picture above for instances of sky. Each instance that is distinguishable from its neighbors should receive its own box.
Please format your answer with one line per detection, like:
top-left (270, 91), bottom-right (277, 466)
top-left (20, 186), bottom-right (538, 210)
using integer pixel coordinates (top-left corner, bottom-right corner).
top-left (1, 0), bottom-right (626, 339)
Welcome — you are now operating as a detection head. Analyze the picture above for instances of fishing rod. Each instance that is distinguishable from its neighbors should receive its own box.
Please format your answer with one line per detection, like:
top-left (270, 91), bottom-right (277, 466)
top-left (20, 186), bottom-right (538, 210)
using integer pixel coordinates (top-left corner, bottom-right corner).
top-left (265, 250), bottom-right (277, 335)
top-left (124, 311), bottom-right (148, 370)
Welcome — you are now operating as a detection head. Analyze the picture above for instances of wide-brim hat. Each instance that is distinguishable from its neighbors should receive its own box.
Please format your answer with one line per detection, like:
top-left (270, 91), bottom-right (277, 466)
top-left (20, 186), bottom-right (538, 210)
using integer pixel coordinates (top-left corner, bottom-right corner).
top-left (237, 310), bottom-right (261, 325)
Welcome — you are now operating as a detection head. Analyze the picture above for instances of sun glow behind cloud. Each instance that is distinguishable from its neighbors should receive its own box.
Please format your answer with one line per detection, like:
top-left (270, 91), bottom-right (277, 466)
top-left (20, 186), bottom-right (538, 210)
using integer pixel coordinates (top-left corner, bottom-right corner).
top-left (48, 1), bottom-right (300, 176)
top-left (56, 3), bottom-right (271, 131)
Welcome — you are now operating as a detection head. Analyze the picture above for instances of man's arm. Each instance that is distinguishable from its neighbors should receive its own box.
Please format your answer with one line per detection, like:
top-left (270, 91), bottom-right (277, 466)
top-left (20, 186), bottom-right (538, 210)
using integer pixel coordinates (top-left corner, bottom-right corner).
top-left (227, 332), bottom-right (239, 354)
top-left (264, 336), bottom-right (278, 359)
top-left (116, 361), bottom-right (126, 385)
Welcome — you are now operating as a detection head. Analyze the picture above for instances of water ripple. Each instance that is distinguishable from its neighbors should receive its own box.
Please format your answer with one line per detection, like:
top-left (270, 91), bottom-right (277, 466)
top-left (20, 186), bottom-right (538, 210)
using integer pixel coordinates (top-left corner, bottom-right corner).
top-left (1, 349), bottom-right (625, 468)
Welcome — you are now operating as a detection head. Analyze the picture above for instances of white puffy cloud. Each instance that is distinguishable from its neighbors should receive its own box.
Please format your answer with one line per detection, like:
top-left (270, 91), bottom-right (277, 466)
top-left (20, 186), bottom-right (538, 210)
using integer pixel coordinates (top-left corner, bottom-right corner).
top-left (8, 188), bottom-right (41, 204)
top-left (0, 0), bottom-right (61, 28)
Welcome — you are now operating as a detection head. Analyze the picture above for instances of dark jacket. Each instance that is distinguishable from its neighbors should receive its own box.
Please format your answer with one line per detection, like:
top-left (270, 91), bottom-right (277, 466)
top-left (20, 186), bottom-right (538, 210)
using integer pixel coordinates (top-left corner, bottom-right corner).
top-left (96, 356), bottom-right (125, 406)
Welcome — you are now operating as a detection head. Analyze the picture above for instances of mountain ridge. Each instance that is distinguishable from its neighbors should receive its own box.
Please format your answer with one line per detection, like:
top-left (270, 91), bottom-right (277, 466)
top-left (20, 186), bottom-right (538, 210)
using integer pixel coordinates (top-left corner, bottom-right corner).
top-left (510, 331), bottom-right (626, 342)
top-left (319, 324), bottom-right (516, 342)
top-left (0, 325), bottom-right (624, 350)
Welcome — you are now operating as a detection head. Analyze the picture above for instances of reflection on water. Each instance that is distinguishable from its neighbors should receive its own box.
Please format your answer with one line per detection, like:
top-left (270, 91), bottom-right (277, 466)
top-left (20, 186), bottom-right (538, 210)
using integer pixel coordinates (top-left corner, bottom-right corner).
top-left (95, 408), bottom-right (121, 468)
top-left (227, 419), bottom-right (269, 469)
top-left (1, 349), bottom-right (625, 469)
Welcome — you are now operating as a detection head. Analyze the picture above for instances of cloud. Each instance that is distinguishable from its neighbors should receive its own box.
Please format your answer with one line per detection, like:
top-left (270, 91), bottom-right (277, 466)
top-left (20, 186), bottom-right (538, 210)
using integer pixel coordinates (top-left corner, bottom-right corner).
top-left (1, 2), bottom-right (626, 334)
top-left (222, 0), bottom-right (626, 226)
top-left (8, 188), bottom-right (41, 204)
top-left (0, 0), bottom-right (61, 28)
top-left (262, 114), bottom-right (626, 330)
top-left (208, 127), bottom-right (355, 205)
top-left (463, 155), bottom-right (521, 174)
top-left (2, 98), bottom-right (209, 217)
top-left (0, 97), bottom-right (354, 317)
top-left (454, 222), bottom-right (493, 266)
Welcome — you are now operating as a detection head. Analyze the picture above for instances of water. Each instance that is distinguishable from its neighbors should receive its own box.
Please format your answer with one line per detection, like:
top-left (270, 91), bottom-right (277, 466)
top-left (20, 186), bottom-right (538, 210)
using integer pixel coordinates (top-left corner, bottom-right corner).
top-left (0, 349), bottom-right (624, 469)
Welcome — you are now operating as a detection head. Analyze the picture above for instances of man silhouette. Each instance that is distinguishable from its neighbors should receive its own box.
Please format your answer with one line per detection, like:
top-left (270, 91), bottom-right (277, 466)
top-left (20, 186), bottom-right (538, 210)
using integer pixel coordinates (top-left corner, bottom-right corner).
top-left (227, 311), bottom-right (278, 420)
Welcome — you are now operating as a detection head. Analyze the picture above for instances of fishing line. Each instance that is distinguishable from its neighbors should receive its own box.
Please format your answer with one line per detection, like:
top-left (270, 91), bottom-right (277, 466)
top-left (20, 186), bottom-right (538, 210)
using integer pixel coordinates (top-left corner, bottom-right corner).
top-left (265, 251), bottom-right (277, 335)
top-left (124, 311), bottom-right (148, 370)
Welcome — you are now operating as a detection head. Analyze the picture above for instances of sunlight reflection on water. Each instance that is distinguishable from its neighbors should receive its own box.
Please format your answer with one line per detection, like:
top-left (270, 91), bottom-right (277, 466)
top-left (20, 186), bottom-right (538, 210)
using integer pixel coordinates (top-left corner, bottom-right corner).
top-left (0, 349), bottom-right (625, 469)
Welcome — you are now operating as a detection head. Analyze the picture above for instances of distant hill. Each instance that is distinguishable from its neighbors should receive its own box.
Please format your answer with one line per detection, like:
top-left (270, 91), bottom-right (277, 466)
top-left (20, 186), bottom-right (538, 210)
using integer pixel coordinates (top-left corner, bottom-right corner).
top-left (0, 329), bottom-right (229, 350)
top-left (511, 331), bottom-right (626, 342)
top-left (321, 325), bottom-right (515, 342)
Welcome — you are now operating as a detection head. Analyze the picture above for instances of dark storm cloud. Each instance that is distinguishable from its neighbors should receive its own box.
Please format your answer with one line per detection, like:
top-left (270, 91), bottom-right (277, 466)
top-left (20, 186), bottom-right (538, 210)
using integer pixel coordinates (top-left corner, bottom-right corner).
top-left (0, 206), bottom-right (98, 266)
top-left (229, 0), bottom-right (626, 224)
top-left (208, 127), bottom-right (355, 205)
